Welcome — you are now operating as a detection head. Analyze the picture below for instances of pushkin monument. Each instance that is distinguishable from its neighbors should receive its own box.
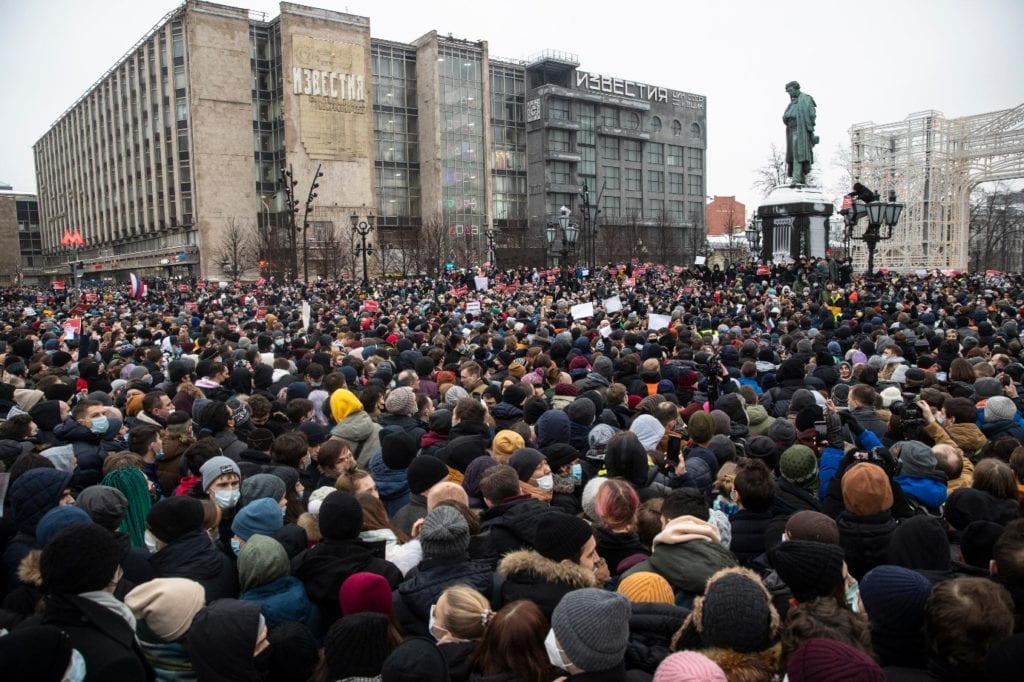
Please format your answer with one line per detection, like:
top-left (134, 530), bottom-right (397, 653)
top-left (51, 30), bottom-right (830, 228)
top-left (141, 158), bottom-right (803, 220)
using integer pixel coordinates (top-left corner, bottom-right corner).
top-left (783, 80), bottom-right (818, 186)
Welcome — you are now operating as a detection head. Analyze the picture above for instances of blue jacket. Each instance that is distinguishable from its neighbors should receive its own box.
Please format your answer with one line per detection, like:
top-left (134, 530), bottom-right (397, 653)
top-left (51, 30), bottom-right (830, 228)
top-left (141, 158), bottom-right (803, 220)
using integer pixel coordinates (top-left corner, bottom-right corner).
top-left (818, 429), bottom-right (883, 499)
top-left (241, 575), bottom-right (320, 634)
top-left (738, 377), bottom-right (762, 395)
top-left (894, 475), bottom-right (947, 512)
top-left (368, 451), bottom-right (411, 517)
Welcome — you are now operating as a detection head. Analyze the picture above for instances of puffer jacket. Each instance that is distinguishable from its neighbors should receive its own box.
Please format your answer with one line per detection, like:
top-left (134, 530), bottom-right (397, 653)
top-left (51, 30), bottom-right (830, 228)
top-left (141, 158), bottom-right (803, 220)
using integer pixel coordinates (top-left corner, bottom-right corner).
top-left (241, 575), bottom-right (320, 632)
top-left (1, 468), bottom-right (72, 598)
top-left (368, 451), bottom-right (410, 517)
top-left (728, 510), bottom-right (773, 567)
top-left (491, 402), bottom-right (525, 431)
top-left (837, 510), bottom-right (897, 580)
top-left (149, 529), bottom-right (238, 603)
top-left (330, 410), bottom-right (382, 468)
top-left (497, 549), bottom-right (597, 621)
top-left (625, 602), bottom-right (689, 674)
top-left (393, 555), bottom-right (495, 637)
top-left (478, 496), bottom-right (552, 558)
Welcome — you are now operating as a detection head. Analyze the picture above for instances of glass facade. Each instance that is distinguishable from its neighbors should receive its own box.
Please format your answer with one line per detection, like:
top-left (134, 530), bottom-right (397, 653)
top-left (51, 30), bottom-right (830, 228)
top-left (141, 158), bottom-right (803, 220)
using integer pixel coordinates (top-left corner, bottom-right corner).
top-left (489, 61), bottom-right (526, 229)
top-left (17, 200), bottom-right (43, 269)
top-left (439, 43), bottom-right (485, 248)
top-left (372, 42), bottom-right (421, 230)
top-left (249, 20), bottom-right (285, 231)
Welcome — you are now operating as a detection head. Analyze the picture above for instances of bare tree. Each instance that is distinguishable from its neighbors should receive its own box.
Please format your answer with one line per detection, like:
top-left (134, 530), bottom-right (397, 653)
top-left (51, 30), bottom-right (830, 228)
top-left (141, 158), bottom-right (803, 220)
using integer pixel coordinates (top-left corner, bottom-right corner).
top-left (215, 217), bottom-right (258, 280)
top-left (419, 216), bottom-right (449, 278)
top-left (970, 184), bottom-right (1024, 272)
top-left (752, 143), bottom-right (818, 197)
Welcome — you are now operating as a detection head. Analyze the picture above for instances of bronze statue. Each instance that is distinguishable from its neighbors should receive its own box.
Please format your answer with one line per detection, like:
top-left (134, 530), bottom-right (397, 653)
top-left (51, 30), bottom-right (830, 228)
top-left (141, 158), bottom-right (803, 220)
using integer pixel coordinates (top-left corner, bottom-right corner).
top-left (783, 81), bottom-right (818, 185)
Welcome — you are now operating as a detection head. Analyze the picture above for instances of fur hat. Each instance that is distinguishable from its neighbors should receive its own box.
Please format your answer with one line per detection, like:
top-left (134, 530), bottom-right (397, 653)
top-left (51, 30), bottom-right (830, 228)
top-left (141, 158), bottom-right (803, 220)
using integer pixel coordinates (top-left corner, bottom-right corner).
top-left (125, 578), bottom-right (206, 642)
top-left (552, 588), bottom-right (631, 672)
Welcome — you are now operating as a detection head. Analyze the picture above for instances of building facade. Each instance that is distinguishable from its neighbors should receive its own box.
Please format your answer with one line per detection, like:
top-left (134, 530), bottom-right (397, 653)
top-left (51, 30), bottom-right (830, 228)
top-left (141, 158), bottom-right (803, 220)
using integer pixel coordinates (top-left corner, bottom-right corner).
top-left (33, 1), bottom-right (706, 281)
top-left (0, 193), bottom-right (44, 286)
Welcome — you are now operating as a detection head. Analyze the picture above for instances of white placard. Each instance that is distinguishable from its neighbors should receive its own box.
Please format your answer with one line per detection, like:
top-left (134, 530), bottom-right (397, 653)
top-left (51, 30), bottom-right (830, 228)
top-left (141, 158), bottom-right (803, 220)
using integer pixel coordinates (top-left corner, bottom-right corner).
top-left (474, 276), bottom-right (489, 291)
top-left (599, 325), bottom-right (613, 338)
top-left (301, 301), bottom-right (311, 331)
top-left (465, 301), bottom-right (481, 315)
top-left (603, 296), bottom-right (623, 313)
top-left (647, 313), bottom-right (672, 331)
top-left (570, 302), bottom-right (595, 319)
top-left (694, 256), bottom-right (706, 266)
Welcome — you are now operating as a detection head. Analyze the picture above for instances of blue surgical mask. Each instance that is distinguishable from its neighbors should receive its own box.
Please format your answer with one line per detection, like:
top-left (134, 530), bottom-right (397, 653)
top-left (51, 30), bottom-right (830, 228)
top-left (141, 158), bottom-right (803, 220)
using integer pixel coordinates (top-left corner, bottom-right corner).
top-left (571, 463), bottom-right (583, 483)
top-left (65, 648), bottom-right (88, 682)
top-left (231, 537), bottom-right (242, 556)
top-left (90, 416), bottom-right (109, 434)
top-left (155, 449), bottom-right (166, 461)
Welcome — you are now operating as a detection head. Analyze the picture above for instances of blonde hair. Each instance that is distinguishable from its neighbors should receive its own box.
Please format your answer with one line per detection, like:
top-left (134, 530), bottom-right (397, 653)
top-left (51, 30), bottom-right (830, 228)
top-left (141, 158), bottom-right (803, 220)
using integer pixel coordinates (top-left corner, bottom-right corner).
top-left (713, 461), bottom-right (738, 497)
top-left (439, 585), bottom-right (492, 640)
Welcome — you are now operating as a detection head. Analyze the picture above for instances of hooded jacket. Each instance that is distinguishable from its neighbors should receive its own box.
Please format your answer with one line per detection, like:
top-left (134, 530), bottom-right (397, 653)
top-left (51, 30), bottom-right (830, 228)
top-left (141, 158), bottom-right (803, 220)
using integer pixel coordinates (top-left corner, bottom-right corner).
top-left (622, 516), bottom-right (737, 599)
top-left (943, 422), bottom-right (987, 459)
top-left (893, 474), bottom-right (948, 514)
top-left (745, 405), bottom-right (776, 437)
top-left (1, 468), bottom-right (73, 598)
top-left (148, 529), bottom-right (239, 603)
top-left (330, 410), bottom-right (382, 468)
top-left (394, 554), bottom-right (495, 637)
top-left (625, 602), bottom-right (689, 675)
top-left (837, 510), bottom-right (897, 581)
top-left (497, 549), bottom-right (598, 621)
top-left (239, 535), bottom-right (320, 633)
top-left (491, 402), bottom-right (525, 431)
top-left (478, 496), bottom-right (551, 558)
top-left (188, 600), bottom-right (263, 682)
top-left (368, 451), bottom-right (411, 517)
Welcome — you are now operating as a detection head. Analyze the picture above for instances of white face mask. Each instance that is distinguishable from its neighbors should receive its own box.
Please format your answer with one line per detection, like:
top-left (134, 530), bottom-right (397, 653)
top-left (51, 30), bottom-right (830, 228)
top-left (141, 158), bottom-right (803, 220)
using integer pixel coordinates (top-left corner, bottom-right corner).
top-left (144, 531), bottom-right (158, 554)
top-left (63, 648), bottom-right (87, 682)
top-left (544, 629), bottom-right (572, 670)
top-left (428, 604), bottom-right (447, 641)
top-left (535, 474), bottom-right (554, 491)
top-left (213, 489), bottom-right (240, 509)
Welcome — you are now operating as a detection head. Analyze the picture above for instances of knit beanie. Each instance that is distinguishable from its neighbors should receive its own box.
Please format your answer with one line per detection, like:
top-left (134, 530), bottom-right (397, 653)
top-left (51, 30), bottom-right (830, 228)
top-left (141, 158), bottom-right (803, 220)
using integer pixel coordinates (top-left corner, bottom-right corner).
top-left (617, 571), bottom-right (675, 605)
top-left (101, 466), bottom-right (152, 549)
top-left (654, 651), bottom-right (727, 682)
top-left (36, 506), bottom-right (93, 547)
top-left (581, 477), bottom-right (607, 521)
top-left (381, 431), bottom-right (419, 470)
top-left (297, 421), bottom-right (327, 447)
top-left (76, 485), bottom-right (128, 531)
top-left (509, 447), bottom-right (546, 483)
top-left (381, 637), bottom-right (450, 681)
top-left (893, 440), bottom-right (936, 477)
top-left (445, 435), bottom-right (488, 473)
top-left (406, 455), bottom-right (450, 495)
top-left (317, 491), bottom-right (364, 541)
top-left (767, 418), bottom-right (797, 447)
top-left (687, 411), bottom-right (715, 444)
top-left (960, 521), bottom-right (1006, 569)
top-left (696, 568), bottom-right (779, 653)
top-left (747, 435), bottom-right (776, 461)
top-left (264, 622), bottom-right (320, 682)
top-left (40, 523), bottom-right (120, 594)
top-left (491, 430), bottom-right (525, 463)
top-left (551, 588), bottom-right (631, 672)
top-left (125, 578), bottom-right (206, 642)
top-left (419, 506), bottom-right (470, 559)
top-left (779, 445), bottom-right (820, 492)
top-left (787, 638), bottom-right (884, 682)
top-left (985, 395), bottom-right (1017, 422)
top-left (534, 512), bottom-right (593, 563)
top-left (841, 463), bottom-right (893, 516)
top-left (231, 498), bottom-right (284, 541)
top-left (707, 435), bottom-right (736, 465)
top-left (768, 540), bottom-right (845, 603)
top-left (241, 473), bottom-right (288, 507)
top-left (340, 572), bottom-right (394, 618)
top-left (859, 565), bottom-right (932, 633)
top-left (200, 456), bottom-right (241, 491)
top-left (974, 377), bottom-right (1004, 400)
top-left (385, 386), bottom-right (417, 416)
top-left (631, 414), bottom-right (666, 451)
top-left (237, 534), bottom-right (290, 592)
top-left (709, 410), bottom-right (731, 436)
top-left (147, 496), bottom-right (205, 544)
top-left (785, 510), bottom-right (839, 545)
top-left (324, 613), bottom-right (391, 680)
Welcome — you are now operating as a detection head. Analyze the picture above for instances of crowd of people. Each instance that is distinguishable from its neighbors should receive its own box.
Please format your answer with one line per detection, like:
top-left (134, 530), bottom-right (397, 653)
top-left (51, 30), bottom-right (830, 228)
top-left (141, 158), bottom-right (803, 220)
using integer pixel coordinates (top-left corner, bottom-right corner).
top-left (0, 256), bottom-right (1023, 681)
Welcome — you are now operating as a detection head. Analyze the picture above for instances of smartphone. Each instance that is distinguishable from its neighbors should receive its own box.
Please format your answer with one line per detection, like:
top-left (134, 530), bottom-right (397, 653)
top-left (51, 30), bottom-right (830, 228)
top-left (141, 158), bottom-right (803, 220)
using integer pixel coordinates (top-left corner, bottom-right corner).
top-left (666, 435), bottom-right (682, 463)
top-left (813, 421), bottom-right (828, 438)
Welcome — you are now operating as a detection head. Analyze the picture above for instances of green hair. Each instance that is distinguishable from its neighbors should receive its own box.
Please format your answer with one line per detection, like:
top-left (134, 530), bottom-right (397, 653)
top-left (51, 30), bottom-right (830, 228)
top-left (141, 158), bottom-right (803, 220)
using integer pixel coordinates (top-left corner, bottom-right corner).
top-left (100, 467), bottom-right (152, 548)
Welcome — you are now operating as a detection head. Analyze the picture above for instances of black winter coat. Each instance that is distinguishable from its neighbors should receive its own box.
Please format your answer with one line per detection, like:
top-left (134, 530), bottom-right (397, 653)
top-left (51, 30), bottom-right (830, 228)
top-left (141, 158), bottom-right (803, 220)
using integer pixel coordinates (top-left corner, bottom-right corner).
top-left (771, 480), bottom-right (822, 518)
top-left (837, 510), bottom-right (897, 581)
top-left (624, 602), bottom-right (689, 674)
top-left (478, 496), bottom-right (552, 557)
top-left (393, 555), bottom-right (495, 636)
top-left (148, 529), bottom-right (238, 603)
top-left (497, 549), bottom-right (596, 622)
top-left (593, 526), bottom-right (649, 576)
top-left (729, 509), bottom-right (773, 567)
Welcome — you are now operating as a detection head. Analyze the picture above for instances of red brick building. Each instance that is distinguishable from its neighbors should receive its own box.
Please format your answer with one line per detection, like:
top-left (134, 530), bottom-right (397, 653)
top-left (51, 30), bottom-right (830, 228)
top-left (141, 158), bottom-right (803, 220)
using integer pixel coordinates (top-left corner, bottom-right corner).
top-left (705, 196), bottom-right (745, 236)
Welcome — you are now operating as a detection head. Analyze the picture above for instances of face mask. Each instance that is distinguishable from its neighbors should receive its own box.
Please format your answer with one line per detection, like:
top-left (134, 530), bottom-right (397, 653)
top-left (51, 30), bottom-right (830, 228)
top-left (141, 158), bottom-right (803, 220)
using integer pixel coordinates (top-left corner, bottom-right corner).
top-left (63, 648), bottom-right (87, 682)
top-left (274, 339), bottom-right (285, 347)
top-left (544, 629), bottom-right (572, 670)
top-left (428, 604), bottom-right (447, 641)
top-left (571, 463), bottom-right (583, 483)
top-left (230, 537), bottom-right (242, 556)
top-left (144, 531), bottom-right (158, 554)
top-left (535, 474), bottom-right (554, 491)
top-left (213, 489), bottom-right (240, 509)
top-left (155, 449), bottom-right (166, 461)
top-left (89, 416), bottom-right (109, 434)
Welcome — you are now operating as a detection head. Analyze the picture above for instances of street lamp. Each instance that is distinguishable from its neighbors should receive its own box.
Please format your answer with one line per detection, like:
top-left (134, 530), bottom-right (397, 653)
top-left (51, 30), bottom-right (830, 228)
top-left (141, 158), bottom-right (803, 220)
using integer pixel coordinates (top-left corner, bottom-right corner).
top-left (280, 166), bottom-right (300, 280)
top-left (558, 206), bottom-right (578, 285)
top-left (485, 227), bottom-right (496, 269)
top-left (350, 211), bottom-right (375, 286)
top-left (300, 164), bottom-right (323, 283)
top-left (745, 217), bottom-right (762, 261)
top-left (839, 185), bottom-right (904, 277)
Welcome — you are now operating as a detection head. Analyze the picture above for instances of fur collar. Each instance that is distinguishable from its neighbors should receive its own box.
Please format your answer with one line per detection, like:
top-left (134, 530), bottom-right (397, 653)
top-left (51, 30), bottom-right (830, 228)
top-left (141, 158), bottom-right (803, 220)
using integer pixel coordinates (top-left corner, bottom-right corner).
top-left (702, 643), bottom-right (782, 682)
top-left (497, 549), bottom-right (597, 588)
top-left (17, 550), bottom-right (43, 587)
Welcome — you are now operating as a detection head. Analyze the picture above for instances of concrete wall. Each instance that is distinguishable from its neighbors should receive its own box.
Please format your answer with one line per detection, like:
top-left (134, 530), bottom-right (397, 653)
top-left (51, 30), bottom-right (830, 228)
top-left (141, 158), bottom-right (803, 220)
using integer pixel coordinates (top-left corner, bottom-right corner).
top-left (413, 32), bottom-right (442, 228)
top-left (0, 196), bottom-right (21, 285)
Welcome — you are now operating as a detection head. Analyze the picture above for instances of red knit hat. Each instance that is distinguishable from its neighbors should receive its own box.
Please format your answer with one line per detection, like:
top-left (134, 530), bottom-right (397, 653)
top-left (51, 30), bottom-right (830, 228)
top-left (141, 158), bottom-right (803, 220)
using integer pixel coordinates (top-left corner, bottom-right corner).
top-left (339, 572), bottom-right (393, 617)
top-left (787, 638), bottom-right (884, 682)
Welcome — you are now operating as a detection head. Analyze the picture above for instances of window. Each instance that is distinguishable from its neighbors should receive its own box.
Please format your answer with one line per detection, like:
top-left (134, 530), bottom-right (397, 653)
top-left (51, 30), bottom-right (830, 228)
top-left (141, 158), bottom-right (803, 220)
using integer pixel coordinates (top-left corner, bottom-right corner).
top-left (648, 143), bottom-right (664, 165)
top-left (650, 116), bottom-right (662, 133)
top-left (688, 201), bottom-right (703, 223)
top-left (688, 174), bottom-right (703, 196)
top-left (600, 137), bottom-right (619, 160)
top-left (691, 122), bottom-right (702, 138)
top-left (625, 167), bottom-right (641, 192)
top-left (600, 106), bottom-right (617, 127)
top-left (549, 129), bottom-right (571, 152)
top-left (671, 119), bottom-right (682, 136)
top-left (667, 145), bottom-right (683, 166)
top-left (624, 111), bottom-right (640, 130)
top-left (669, 200), bottom-right (685, 221)
top-left (647, 171), bottom-right (664, 193)
top-left (549, 161), bottom-right (571, 185)
top-left (549, 98), bottom-right (570, 121)
top-left (669, 172), bottom-right (684, 195)
top-left (647, 199), bottom-right (664, 217)
top-left (625, 197), bottom-right (642, 216)
top-left (579, 145), bottom-right (596, 177)
top-left (623, 140), bottom-right (641, 163)
top-left (687, 148), bottom-right (704, 170)
top-left (603, 166), bottom-right (620, 190)
top-left (602, 195), bottom-right (620, 218)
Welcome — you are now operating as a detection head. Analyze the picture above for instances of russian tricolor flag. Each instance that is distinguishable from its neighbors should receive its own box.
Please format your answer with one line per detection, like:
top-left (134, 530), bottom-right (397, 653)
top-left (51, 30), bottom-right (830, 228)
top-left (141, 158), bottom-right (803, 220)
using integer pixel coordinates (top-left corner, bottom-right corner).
top-left (129, 273), bottom-right (146, 300)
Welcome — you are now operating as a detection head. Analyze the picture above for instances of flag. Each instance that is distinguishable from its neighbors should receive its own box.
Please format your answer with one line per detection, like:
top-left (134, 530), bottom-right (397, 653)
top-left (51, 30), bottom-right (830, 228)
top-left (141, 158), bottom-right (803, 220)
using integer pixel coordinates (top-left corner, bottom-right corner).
top-left (766, 316), bottom-right (775, 331)
top-left (129, 273), bottom-right (145, 299)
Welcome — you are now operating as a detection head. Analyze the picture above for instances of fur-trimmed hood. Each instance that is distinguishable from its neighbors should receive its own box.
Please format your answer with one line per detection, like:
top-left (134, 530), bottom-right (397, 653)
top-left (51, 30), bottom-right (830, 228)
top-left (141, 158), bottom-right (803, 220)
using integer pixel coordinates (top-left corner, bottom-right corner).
top-left (701, 643), bottom-right (782, 682)
top-left (654, 515), bottom-right (720, 546)
top-left (497, 548), bottom-right (597, 589)
top-left (17, 549), bottom-right (43, 587)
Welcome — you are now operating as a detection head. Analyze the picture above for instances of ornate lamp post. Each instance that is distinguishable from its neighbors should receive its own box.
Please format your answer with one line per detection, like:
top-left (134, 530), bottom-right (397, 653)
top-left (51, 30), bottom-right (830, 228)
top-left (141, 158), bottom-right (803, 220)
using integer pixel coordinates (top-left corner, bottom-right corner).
top-left (350, 211), bottom-right (375, 287)
top-left (839, 184), bottom-right (904, 277)
top-left (558, 205), bottom-right (578, 285)
top-left (485, 227), bottom-right (496, 269)
top-left (745, 217), bottom-right (762, 262)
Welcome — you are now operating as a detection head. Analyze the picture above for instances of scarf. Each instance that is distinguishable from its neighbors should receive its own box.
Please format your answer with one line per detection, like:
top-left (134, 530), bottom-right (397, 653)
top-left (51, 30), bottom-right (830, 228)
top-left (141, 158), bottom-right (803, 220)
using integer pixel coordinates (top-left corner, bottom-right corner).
top-left (519, 480), bottom-right (552, 504)
top-left (80, 590), bottom-right (137, 633)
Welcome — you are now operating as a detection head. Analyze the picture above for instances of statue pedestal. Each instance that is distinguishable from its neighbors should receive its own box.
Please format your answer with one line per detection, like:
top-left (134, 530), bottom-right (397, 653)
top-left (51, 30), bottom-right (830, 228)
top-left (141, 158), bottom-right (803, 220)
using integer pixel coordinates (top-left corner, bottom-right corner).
top-left (756, 185), bottom-right (834, 263)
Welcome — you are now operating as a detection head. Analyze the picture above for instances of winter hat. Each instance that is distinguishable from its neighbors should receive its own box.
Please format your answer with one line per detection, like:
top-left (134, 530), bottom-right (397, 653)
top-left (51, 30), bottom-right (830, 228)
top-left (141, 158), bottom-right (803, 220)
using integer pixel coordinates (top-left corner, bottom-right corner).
top-left (76, 485), bottom-right (128, 531)
top-left (566, 397), bottom-right (595, 425)
top-left (509, 447), bottom-right (546, 483)
top-left (695, 567), bottom-right (779, 653)
top-left (794, 405), bottom-right (823, 432)
top-left (324, 613), bottom-right (392, 680)
top-left (381, 637), bottom-right (450, 682)
top-left (960, 521), bottom-right (1006, 569)
top-left (551, 588), bottom-right (631, 672)
top-left (654, 652), bottom-right (727, 682)
top-left (617, 571), bottom-right (675, 605)
top-left (545, 443), bottom-right (581, 472)
top-left (534, 512), bottom-right (593, 563)
top-left (593, 356), bottom-right (614, 379)
top-left (125, 578), bottom-right (206, 642)
top-left (297, 421), bottom-right (327, 447)
top-left (788, 389), bottom-right (817, 414)
top-left (687, 411), bottom-right (715, 443)
top-left (381, 431), bottom-right (419, 470)
top-left (893, 440), bottom-right (936, 476)
top-left (746, 435), bottom-right (776, 461)
top-left (463, 455), bottom-right (499, 505)
top-left (445, 435), bottom-right (488, 473)
top-left (887, 515), bottom-right (950, 572)
top-left (36, 506), bottom-right (93, 547)
top-left (385, 386), bottom-right (417, 416)
top-left (40, 523), bottom-right (120, 594)
top-left (715, 394), bottom-right (748, 425)
top-left (974, 377), bottom-right (1004, 400)
top-left (944, 487), bottom-right (1019, 530)
top-left (0, 625), bottom-right (74, 682)
top-left (879, 386), bottom-right (902, 408)
top-left (420, 505), bottom-right (470, 559)
top-left (582, 477), bottom-right (607, 521)
top-left (147, 496), bottom-right (205, 543)
top-left (985, 395), bottom-right (1017, 422)
top-left (241, 473), bottom-right (287, 507)
top-left (768, 540), bottom-right (845, 602)
top-left (237, 535), bottom-right (290, 592)
top-left (406, 455), bottom-right (449, 495)
top-left (787, 638), bottom-right (884, 682)
top-left (200, 455), bottom-right (241, 491)
top-left (841, 463), bottom-right (893, 516)
top-left (340, 572), bottom-right (393, 618)
top-left (491, 430), bottom-right (525, 463)
top-left (709, 410), bottom-right (731, 436)
top-left (767, 418), bottom-right (797, 447)
top-left (231, 498), bottom-right (284, 541)
top-left (785, 510), bottom-right (839, 545)
top-left (780, 445), bottom-right (819, 492)
top-left (631, 414), bottom-right (666, 451)
top-left (859, 565), bottom-right (932, 633)
top-left (707, 435), bottom-right (736, 465)
top-left (317, 491), bottom-right (364, 541)
top-left (535, 409), bottom-right (571, 448)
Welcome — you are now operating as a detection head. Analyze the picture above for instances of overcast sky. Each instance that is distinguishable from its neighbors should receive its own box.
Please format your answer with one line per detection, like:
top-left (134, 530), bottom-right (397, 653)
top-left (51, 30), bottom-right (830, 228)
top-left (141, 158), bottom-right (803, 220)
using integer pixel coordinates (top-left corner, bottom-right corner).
top-left (2, 0), bottom-right (1022, 216)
